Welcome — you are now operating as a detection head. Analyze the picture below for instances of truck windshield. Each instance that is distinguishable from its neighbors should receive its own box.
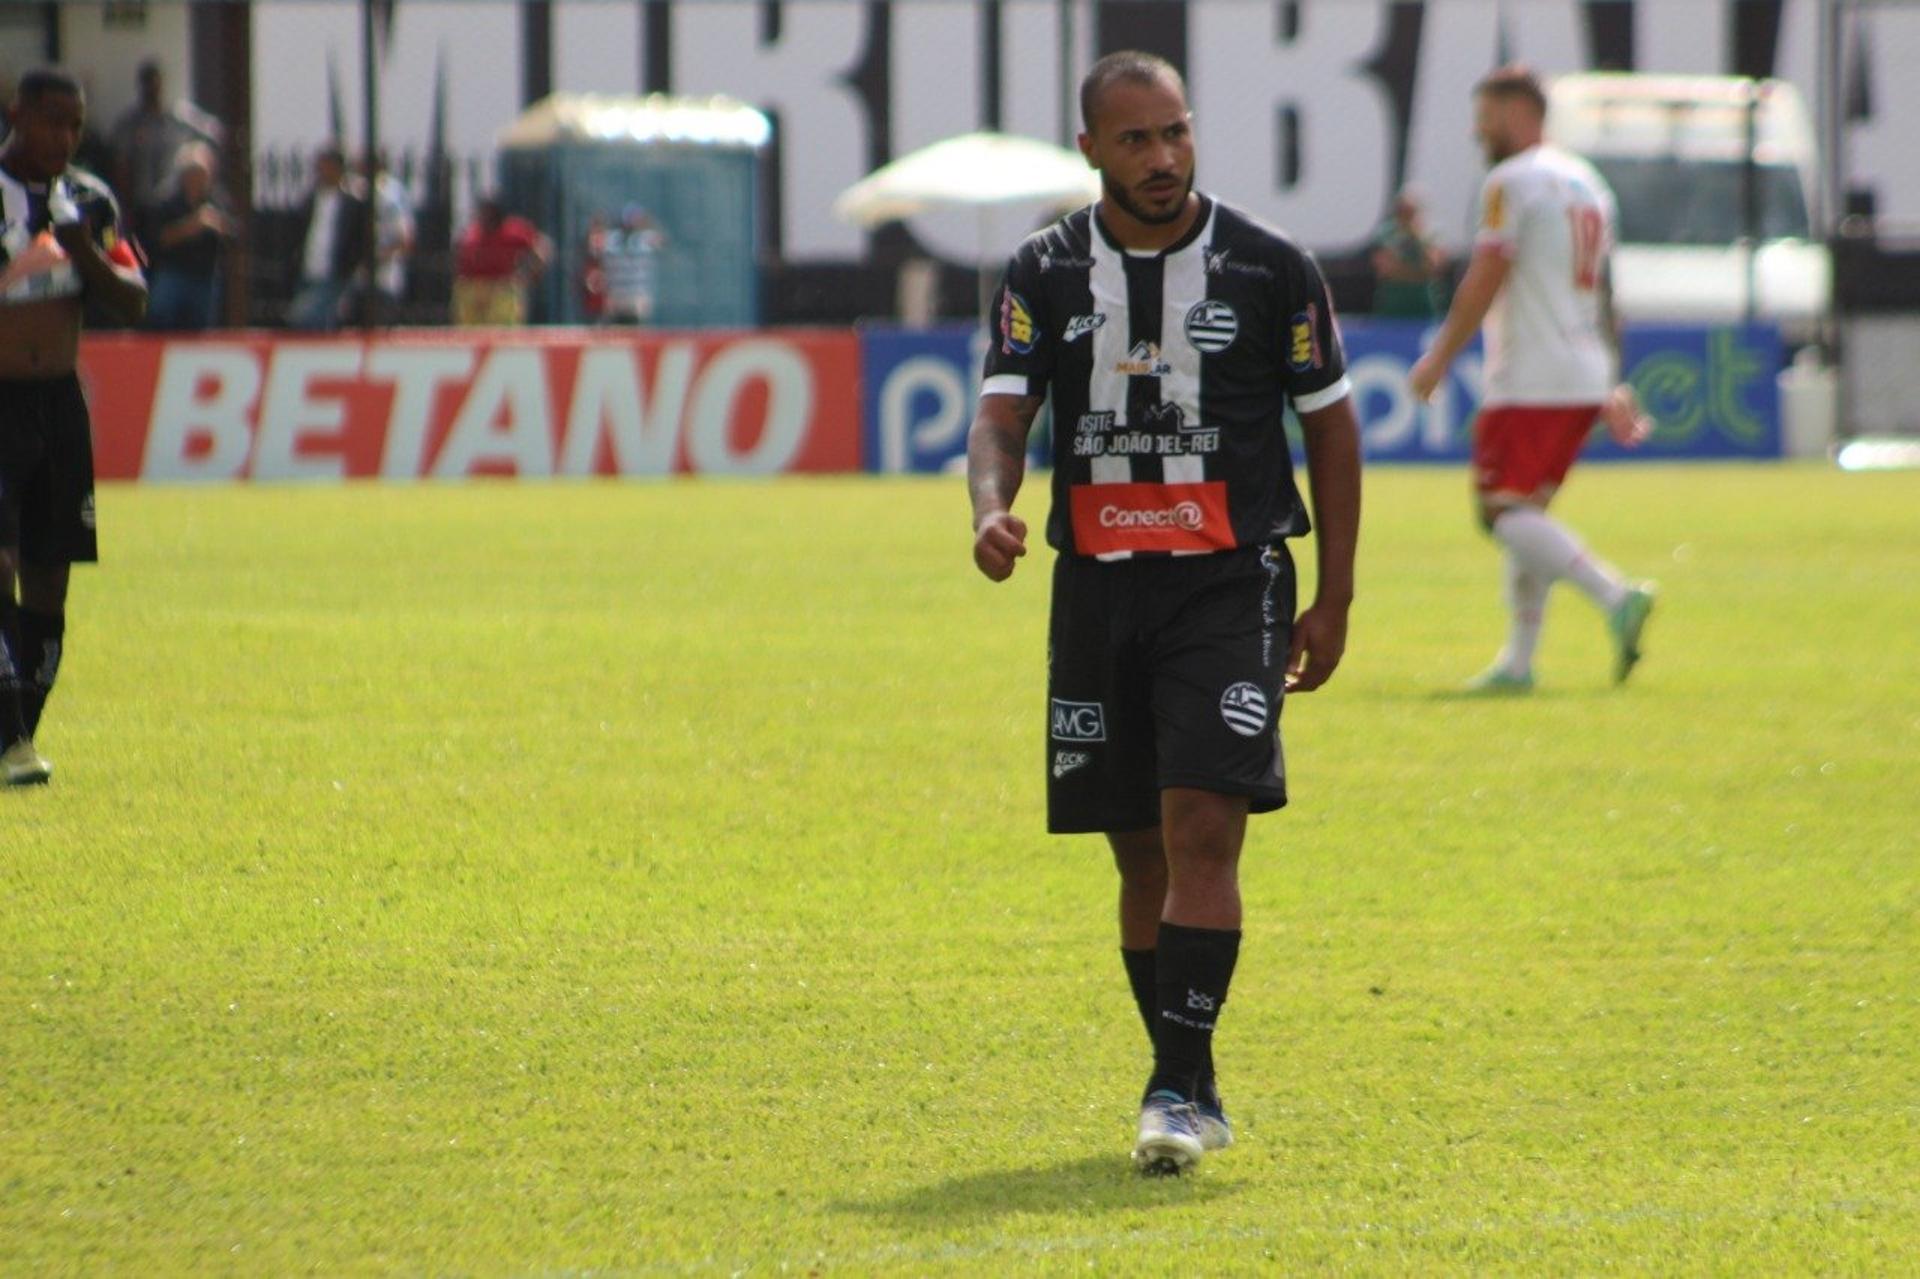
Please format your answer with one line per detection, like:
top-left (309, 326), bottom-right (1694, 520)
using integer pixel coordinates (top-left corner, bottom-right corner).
top-left (1588, 157), bottom-right (1811, 245)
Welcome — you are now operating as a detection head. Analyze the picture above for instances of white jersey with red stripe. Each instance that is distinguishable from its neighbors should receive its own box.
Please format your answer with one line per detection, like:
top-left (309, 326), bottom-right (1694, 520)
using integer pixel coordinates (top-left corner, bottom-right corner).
top-left (1473, 144), bottom-right (1617, 407)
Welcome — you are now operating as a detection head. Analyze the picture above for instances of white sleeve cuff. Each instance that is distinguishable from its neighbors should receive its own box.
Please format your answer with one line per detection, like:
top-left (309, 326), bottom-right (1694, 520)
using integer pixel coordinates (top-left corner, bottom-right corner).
top-left (1292, 376), bottom-right (1352, 414)
top-left (979, 373), bottom-right (1031, 398)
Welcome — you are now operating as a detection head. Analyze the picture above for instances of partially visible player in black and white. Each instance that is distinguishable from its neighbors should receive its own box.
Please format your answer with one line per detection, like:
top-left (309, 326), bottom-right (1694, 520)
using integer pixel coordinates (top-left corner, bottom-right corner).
top-left (0, 68), bottom-right (147, 786)
top-left (967, 51), bottom-right (1362, 1174)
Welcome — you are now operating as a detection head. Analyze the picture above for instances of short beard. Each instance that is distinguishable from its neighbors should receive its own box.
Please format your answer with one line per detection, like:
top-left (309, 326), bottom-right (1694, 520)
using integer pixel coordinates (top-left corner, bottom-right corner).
top-left (1101, 169), bottom-right (1194, 226)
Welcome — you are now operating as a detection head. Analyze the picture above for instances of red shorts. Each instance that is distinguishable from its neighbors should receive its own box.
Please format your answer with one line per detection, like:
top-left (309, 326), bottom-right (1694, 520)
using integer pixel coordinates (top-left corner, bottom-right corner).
top-left (1472, 405), bottom-right (1600, 497)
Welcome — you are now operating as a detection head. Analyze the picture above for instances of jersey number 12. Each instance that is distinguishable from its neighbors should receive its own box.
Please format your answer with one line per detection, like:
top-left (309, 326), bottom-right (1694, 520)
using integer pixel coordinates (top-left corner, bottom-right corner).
top-left (1568, 205), bottom-right (1605, 291)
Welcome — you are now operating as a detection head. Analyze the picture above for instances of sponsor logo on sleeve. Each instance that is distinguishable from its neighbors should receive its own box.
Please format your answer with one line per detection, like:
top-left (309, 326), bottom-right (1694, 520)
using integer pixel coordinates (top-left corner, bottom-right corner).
top-left (1052, 750), bottom-right (1093, 778)
top-left (1288, 303), bottom-right (1322, 373)
top-left (1220, 681), bottom-right (1269, 737)
top-left (1063, 313), bottom-right (1106, 343)
top-left (1115, 340), bottom-right (1171, 378)
top-left (1482, 181), bottom-right (1507, 232)
top-left (1184, 299), bottom-right (1238, 354)
top-left (1050, 699), bottom-right (1108, 742)
top-left (1001, 289), bottom-right (1036, 355)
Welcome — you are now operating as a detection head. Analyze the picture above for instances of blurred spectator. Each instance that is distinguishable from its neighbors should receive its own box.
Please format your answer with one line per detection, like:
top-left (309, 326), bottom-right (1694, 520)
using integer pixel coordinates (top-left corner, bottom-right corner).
top-left (452, 197), bottom-right (550, 326)
top-left (143, 141), bottom-right (236, 331)
top-left (286, 143), bottom-right (369, 331)
top-left (359, 149), bottom-right (415, 322)
top-left (599, 203), bottom-right (667, 325)
top-left (107, 60), bottom-right (223, 235)
top-left (1369, 186), bottom-right (1448, 318)
top-left (579, 212), bottom-right (610, 321)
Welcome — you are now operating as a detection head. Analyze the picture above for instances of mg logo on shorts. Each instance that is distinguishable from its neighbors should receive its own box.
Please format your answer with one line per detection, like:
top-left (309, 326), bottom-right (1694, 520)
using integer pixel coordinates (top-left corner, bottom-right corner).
top-left (1219, 682), bottom-right (1268, 737)
top-left (1050, 699), bottom-right (1107, 742)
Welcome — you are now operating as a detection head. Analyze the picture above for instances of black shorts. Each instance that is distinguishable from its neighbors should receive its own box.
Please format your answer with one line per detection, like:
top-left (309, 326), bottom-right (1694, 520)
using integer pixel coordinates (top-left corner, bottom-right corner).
top-left (0, 374), bottom-right (98, 564)
top-left (1047, 543), bottom-right (1296, 834)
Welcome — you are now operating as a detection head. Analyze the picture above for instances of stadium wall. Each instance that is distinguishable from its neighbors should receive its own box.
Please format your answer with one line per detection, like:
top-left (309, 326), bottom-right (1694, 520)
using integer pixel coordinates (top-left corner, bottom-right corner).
top-left (80, 322), bottom-right (1779, 482)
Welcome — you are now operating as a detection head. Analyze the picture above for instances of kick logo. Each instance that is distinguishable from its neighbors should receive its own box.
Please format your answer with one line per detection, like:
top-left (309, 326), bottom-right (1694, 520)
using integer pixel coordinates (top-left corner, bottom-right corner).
top-left (1052, 750), bottom-right (1092, 779)
top-left (1186, 989), bottom-right (1218, 1013)
top-left (1049, 698), bottom-right (1107, 742)
top-left (1219, 681), bottom-right (1268, 737)
top-left (1063, 313), bottom-right (1106, 343)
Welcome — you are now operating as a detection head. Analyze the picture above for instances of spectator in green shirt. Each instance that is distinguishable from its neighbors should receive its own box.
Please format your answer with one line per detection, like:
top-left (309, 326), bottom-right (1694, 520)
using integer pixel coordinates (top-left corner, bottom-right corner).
top-left (1370, 186), bottom-right (1449, 318)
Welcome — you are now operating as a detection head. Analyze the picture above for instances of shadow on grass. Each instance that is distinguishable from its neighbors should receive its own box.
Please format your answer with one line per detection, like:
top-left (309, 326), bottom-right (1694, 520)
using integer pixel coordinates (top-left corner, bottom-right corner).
top-left (837, 1153), bottom-right (1240, 1229)
top-left (1419, 686), bottom-right (1588, 703)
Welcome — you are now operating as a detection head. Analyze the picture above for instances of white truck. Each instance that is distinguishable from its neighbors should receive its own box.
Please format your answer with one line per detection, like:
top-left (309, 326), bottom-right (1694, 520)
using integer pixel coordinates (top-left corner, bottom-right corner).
top-left (1546, 73), bottom-right (1830, 337)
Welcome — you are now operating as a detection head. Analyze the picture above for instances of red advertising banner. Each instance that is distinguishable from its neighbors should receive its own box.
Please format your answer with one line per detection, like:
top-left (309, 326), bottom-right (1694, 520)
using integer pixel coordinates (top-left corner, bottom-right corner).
top-left (78, 329), bottom-right (863, 481)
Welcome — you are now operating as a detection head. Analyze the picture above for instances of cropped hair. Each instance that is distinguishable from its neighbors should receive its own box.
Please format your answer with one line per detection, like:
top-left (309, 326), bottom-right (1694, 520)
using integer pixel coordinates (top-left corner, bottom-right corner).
top-left (1474, 64), bottom-right (1547, 116)
top-left (15, 67), bottom-right (84, 107)
top-left (1080, 50), bottom-right (1184, 132)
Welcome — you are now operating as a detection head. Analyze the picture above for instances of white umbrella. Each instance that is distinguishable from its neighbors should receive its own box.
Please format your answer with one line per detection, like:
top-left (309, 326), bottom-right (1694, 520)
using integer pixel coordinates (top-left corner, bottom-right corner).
top-left (833, 131), bottom-right (1101, 314)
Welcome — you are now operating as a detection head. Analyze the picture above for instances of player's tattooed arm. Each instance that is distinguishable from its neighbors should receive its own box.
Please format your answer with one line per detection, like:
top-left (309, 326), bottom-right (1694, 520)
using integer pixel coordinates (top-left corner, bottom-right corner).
top-left (967, 393), bottom-right (1042, 581)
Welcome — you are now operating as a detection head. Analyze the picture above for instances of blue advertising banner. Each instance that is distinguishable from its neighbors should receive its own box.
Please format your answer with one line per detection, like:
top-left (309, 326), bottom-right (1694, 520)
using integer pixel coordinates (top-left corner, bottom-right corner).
top-left (861, 321), bottom-right (1782, 472)
top-left (1341, 319), bottom-right (1783, 463)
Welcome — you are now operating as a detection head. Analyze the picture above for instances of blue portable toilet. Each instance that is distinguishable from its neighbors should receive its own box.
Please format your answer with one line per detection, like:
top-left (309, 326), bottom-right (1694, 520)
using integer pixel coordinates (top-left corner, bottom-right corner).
top-left (495, 94), bottom-right (770, 326)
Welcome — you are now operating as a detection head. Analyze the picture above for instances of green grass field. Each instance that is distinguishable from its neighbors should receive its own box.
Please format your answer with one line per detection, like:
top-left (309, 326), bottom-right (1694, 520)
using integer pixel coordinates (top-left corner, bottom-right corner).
top-left (4, 465), bottom-right (1917, 1274)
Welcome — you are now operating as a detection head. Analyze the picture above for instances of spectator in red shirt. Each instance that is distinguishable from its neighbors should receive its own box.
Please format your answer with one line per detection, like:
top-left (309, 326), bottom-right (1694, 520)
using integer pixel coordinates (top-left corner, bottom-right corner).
top-left (452, 196), bottom-right (551, 326)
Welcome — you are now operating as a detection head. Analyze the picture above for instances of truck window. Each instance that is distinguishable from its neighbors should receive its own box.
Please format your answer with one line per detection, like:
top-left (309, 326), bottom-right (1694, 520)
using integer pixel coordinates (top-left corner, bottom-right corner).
top-left (1588, 157), bottom-right (1812, 246)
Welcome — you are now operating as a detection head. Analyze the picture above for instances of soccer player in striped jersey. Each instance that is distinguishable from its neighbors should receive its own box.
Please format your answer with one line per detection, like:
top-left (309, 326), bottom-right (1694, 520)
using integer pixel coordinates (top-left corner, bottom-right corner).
top-left (1409, 65), bottom-right (1656, 693)
top-left (967, 50), bottom-right (1363, 1174)
top-left (0, 68), bottom-right (147, 786)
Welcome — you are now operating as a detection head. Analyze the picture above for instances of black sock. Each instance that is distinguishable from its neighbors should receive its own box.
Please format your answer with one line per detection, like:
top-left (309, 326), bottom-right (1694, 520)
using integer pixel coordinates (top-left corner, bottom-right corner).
top-left (1147, 922), bottom-right (1241, 1102)
top-left (17, 610), bottom-right (62, 738)
top-left (1121, 946), bottom-right (1157, 1042)
top-left (0, 598), bottom-right (27, 749)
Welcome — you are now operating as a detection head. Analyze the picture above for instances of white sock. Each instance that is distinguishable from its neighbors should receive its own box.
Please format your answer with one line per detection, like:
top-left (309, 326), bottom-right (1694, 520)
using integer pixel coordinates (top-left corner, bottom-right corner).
top-left (1498, 552), bottom-right (1550, 677)
top-left (1492, 506), bottom-right (1629, 612)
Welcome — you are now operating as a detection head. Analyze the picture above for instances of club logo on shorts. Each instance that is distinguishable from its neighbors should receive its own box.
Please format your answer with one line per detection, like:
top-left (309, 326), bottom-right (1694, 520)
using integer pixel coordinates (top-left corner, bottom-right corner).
top-left (1052, 750), bottom-right (1092, 779)
top-left (79, 493), bottom-right (96, 530)
top-left (1184, 300), bottom-right (1238, 354)
top-left (1219, 681), bottom-right (1268, 737)
top-left (1050, 698), bottom-right (1107, 742)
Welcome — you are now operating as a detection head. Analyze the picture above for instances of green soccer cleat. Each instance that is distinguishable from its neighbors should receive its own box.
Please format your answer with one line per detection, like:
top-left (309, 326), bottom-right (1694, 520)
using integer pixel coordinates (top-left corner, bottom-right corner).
top-left (1609, 583), bottom-right (1658, 685)
top-left (1462, 666), bottom-right (1535, 696)
top-left (1, 738), bottom-right (52, 787)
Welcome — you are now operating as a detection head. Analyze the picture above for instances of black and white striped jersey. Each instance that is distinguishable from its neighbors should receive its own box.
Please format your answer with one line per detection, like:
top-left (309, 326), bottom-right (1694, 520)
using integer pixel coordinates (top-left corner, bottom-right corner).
top-left (980, 195), bottom-right (1350, 560)
top-left (0, 165), bottom-right (127, 305)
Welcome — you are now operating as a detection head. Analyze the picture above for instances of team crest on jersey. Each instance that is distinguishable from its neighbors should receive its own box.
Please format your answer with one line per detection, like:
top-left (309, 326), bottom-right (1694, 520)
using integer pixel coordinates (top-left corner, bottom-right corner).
top-left (1000, 289), bottom-right (1036, 355)
top-left (1219, 682), bottom-right (1268, 737)
top-left (1114, 341), bottom-right (1171, 378)
top-left (1288, 304), bottom-right (1323, 372)
top-left (1063, 313), bottom-right (1106, 342)
top-left (1184, 300), bottom-right (1238, 354)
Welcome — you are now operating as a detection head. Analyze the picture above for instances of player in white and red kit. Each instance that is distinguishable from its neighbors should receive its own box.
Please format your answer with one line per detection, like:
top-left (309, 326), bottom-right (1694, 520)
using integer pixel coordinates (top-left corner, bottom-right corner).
top-left (1410, 65), bottom-right (1655, 691)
